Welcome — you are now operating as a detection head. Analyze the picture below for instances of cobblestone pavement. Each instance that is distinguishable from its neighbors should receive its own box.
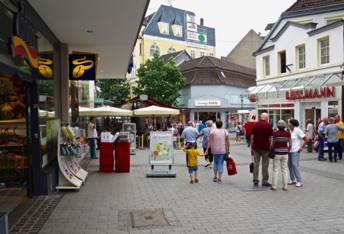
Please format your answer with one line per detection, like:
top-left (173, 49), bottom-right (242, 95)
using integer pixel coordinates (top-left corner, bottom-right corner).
top-left (11, 134), bottom-right (344, 233)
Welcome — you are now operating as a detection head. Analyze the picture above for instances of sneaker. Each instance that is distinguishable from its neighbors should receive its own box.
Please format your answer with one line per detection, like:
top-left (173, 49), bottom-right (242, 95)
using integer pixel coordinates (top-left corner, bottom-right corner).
top-left (253, 182), bottom-right (259, 186)
top-left (217, 179), bottom-right (222, 184)
top-left (288, 180), bottom-right (296, 185)
top-left (194, 178), bottom-right (199, 183)
top-left (282, 187), bottom-right (287, 191)
top-left (262, 182), bottom-right (272, 187)
top-left (205, 162), bottom-right (210, 167)
top-left (190, 180), bottom-right (194, 184)
top-left (213, 177), bottom-right (217, 182)
top-left (270, 187), bottom-right (276, 191)
top-left (209, 165), bottom-right (212, 168)
top-left (295, 182), bottom-right (303, 187)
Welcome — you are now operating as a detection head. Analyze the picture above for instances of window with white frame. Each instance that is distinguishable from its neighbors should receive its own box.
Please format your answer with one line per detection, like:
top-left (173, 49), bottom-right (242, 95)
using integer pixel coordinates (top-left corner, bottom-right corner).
top-left (297, 45), bottom-right (306, 69)
top-left (200, 50), bottom-right (205, 57)
top-left (319, 37), bottom-right (329, 65)
top-left (278, 51), bottom-right (286, 74)
top-left (209, 52), bottom-right (214, 57)
top-left (150, 43), bottom-right (160, 57)
top-left (167, 46), bottom-right (176, 54)
top-left (263, 56), bottom-right (270, 77)
top-left (190, 49), bottom-right (195, 59)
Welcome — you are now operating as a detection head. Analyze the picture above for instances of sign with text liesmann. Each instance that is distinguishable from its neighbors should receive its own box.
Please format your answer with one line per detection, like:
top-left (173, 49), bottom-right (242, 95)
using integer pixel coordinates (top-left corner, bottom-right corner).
top-left (195, 100), bottom-right (221, 106)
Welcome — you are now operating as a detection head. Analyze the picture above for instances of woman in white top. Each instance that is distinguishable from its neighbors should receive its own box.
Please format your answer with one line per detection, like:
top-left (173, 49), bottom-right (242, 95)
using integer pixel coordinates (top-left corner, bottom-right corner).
top-left (288, 119), bottom-right (308, 187)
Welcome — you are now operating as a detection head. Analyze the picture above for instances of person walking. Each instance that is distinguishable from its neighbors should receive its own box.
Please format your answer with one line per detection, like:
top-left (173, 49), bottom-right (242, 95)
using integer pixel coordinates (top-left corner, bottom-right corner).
top-left (244, 115), bottom-right (256, 147)
top-left (181, 121), bottom-right (199, 165)
top-left (235, 121), bottom-right (243, 144)
top-left (183, 142), bottom-right (206, 184)
top-left (334, 115), bottom-right (344, 160)
top-left (317, 117), bottom-right (329, 161)
top-left (197, 120), bottom-right (213, 168)
top-left (250, 112), bottom-right (273, 187)
top-left (87, 117), bottom-right (98, 159)
top-left (197, 120), bottom-right (205, 143)
top-left (304, 119), bottom-right (314, 153)
top-left (270, 120), bottom-right (292, 191)
top-left (205, 120), bottom-right (230, 184)
top-left (288, 119), bottom-right (308, 187)
top-left (325, 117), bottom-right (344, 162)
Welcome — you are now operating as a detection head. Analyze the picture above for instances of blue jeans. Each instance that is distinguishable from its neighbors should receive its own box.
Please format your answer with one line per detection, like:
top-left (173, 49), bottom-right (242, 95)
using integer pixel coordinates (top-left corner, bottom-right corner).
top-left (318, 135), bottom-right (325, 159)
top-left (328, 141), bottom-right (338, 161)
top-left (89, 138), bottom-right (97, 157)
top-left (213, 154), bottom-right (225, 174)
top-left (245, 134), bottom-right (251, 145)
top-left (288, 152), bottom-right (302, 182)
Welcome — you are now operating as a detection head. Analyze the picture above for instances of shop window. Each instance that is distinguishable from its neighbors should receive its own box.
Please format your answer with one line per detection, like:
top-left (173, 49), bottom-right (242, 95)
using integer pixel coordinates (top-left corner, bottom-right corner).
top-left (278, 51), bottom-right (286, 74)
top-left (297, 45), bottom-right (306, 70)
top-left (319, 37), bottom-right (330, 65)
top-left (263, 56), bottom-right (270, 77)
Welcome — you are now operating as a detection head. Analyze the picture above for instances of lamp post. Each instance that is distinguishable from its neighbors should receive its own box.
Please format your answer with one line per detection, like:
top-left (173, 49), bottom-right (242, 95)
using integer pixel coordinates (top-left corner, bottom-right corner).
top-left (240, 94), bottom-right (243, 109)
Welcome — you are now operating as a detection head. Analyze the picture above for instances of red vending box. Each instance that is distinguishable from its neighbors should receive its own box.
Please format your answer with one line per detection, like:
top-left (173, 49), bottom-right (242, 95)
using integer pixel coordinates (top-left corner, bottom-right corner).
top-left (115, 141), bottom-right (130, 172)
top-left (99, 142), bottom-right (114, 172)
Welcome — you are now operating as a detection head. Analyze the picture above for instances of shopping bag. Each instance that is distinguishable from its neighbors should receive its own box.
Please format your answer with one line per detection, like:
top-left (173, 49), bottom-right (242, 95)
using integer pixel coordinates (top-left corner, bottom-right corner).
top-left (227, 157), bottom-right (238, 176)
top-left (249, 162), bottom-right (254, 173)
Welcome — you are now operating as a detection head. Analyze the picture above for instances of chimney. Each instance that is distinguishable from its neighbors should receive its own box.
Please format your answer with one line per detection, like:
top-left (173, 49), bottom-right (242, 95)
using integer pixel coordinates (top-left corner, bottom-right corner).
top-left (200, 18), bottom-right (204, 26)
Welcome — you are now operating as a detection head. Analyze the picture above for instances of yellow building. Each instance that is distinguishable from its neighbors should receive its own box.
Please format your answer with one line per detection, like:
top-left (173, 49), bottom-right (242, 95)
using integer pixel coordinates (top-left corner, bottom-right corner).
top-left (128, 4), bottom-right (216, 97)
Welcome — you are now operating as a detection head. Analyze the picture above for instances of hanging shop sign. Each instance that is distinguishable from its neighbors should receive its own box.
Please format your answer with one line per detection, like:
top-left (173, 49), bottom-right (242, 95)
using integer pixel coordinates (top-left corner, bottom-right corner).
top-left (285, 87), bottom-right (335, 100)
top-left (10, 3), bottom-right (38, 68)
top-left (195, 100), bottom-right (221, 106)
top-left (38, 52), bottom-right (54, 79)
top-left (69, 54), bottom-right (96, 80)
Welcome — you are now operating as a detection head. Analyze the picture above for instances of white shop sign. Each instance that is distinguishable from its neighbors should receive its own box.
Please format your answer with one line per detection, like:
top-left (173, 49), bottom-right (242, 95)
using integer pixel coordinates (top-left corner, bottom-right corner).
top-left (195, 100), bottom-right (221, 106)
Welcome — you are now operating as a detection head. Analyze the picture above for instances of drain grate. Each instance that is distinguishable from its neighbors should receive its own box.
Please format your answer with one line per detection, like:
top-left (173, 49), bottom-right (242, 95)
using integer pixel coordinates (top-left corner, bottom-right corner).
top-left (130, 210), bottom-right (169, 228)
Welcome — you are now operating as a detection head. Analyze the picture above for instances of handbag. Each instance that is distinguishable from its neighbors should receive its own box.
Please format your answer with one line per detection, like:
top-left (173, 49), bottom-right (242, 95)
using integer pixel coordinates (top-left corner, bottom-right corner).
top-left (268, 147), bottom-right (275, 159)
top-left (249, 162), bottom-right (254, 173)
top-left (227, 157), bottom-right (237, 176)
top-left (224, 153), bottom-right (229, 162)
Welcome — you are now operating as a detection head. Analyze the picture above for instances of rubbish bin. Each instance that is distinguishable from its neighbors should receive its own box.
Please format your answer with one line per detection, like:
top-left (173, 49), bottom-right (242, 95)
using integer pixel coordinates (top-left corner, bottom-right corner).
top-left (99, 142), bottom-right (114, 172)
top-left (115, 141), bottom-right (130, 172)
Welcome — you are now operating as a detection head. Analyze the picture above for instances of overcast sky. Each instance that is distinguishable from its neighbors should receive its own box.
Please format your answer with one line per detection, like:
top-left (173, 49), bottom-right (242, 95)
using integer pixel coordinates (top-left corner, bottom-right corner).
top-left (146, 0), bottom-right (297, 58)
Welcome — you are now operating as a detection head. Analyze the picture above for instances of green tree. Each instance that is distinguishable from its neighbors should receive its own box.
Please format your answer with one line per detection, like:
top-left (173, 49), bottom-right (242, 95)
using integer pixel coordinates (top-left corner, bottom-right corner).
top-left (96, 78), bottom-right (130, 103)
top-left (133, 52), bottom-right (185, 106)
top-left (38, 80), bottom-right (54, 96)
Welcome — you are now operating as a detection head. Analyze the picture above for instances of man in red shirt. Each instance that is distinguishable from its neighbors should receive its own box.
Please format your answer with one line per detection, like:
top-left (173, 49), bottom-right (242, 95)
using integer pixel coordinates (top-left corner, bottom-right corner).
top-left (244, 115), bottom-right (256, 147)
top-left (250, 113), bottom-right (273, 187)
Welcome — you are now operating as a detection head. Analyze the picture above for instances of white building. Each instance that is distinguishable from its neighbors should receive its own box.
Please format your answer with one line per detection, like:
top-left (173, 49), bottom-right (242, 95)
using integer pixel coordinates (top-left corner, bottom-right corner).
top-left (251, 0), bottom-right (344, 129)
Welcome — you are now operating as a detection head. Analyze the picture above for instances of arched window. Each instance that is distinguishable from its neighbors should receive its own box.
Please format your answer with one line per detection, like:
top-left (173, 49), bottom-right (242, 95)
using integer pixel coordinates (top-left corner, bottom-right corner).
top-left (167, 46), bottom-right (176, 54)
top-left (150, 43), bottom-right (160, 57)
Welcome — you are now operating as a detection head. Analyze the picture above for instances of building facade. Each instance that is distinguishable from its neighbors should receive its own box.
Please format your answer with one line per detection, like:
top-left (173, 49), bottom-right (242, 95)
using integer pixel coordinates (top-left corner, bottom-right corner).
top-left (178, 56), bottom-right (256, 129)
top-left (128, 4), bottom-right (216, 97)
top-left (252, 0), bottom-right (344, 129)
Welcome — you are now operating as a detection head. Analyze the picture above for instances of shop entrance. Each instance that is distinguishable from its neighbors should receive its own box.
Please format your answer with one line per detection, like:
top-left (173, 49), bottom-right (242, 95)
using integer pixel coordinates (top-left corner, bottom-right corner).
top-left (305, 108), bottom-right (321, 126)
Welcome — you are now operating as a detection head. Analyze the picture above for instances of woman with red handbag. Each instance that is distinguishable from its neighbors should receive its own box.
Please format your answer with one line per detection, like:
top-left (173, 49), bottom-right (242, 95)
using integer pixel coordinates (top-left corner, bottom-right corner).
top-left (205, 120), bottom-right (230, 184)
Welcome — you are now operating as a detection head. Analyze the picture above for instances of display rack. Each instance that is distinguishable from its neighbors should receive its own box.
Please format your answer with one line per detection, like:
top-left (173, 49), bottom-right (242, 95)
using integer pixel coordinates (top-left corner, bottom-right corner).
top-left (56, 126), bottom-right (88, 192)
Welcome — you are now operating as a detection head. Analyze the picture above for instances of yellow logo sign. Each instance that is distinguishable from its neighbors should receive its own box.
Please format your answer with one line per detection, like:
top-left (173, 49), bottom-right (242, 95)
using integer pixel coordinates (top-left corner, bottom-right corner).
top-left (38, 57), bottom-right (53, 78)
top-left (72, 56), bottom-right (94, 79)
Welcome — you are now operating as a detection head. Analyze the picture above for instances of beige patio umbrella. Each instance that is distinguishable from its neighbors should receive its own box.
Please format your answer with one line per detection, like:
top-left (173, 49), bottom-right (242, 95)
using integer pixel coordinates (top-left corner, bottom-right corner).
top-left (80, 105), bottom-right (133, 117)
top-left (133, 105), bottom-right (180, 117)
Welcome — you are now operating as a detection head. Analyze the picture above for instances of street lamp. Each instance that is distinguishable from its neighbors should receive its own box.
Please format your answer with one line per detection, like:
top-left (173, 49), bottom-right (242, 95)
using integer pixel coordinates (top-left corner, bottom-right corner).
top-left (240, 94), bottom-right (243, 109)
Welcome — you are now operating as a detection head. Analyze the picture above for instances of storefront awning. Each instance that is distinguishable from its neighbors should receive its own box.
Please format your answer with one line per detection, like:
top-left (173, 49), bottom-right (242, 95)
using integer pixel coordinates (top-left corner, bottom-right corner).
top-left (243, 73), bottom-right (344, 99)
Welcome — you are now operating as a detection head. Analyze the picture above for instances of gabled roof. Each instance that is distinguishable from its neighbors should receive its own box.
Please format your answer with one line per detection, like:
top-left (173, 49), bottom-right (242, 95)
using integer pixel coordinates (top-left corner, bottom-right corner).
top-left (285, 0), bottom-right (344, 13)
top-left (254, 0), bottom-right (344, 56)
top-left (160, 50), bottom-right (191, 64)
top-left (178, 56), bottom-right (256, 88)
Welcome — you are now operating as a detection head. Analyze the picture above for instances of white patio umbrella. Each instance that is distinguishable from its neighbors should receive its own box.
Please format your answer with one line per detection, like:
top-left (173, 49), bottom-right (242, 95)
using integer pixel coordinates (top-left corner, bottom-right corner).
top-left (133, 105), bottom-right (180, 117)
top-left (80, 105), bottom-right (133, 117)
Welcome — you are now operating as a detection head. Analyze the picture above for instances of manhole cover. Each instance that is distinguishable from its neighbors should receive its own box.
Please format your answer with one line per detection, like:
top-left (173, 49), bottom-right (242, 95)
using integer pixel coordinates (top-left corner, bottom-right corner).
top-left (130, 210), bottom-right (169, 228)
